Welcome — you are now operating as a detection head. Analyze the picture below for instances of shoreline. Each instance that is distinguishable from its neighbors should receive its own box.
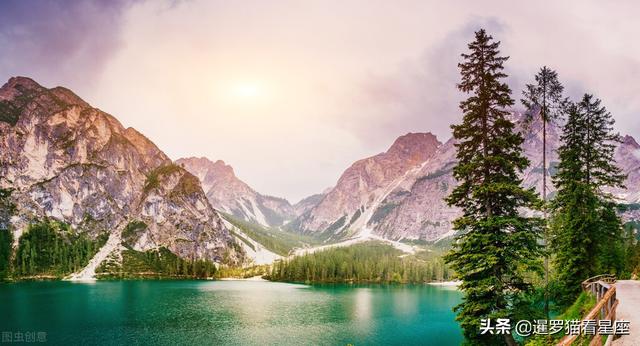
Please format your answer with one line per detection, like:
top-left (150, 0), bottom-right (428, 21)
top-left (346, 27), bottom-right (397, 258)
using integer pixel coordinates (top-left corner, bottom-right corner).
top-left (426, 280), bottom-right (461, 287)
top-left (219, 275), bottom-right (267, 282)
top-left (3, 276), bottom-right (460, 286)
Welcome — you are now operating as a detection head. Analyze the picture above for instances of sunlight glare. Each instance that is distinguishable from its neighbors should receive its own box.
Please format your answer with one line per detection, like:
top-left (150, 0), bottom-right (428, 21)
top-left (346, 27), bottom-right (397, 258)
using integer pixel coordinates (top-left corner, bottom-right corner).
top-left (231, 82), bottom-right (261, 100)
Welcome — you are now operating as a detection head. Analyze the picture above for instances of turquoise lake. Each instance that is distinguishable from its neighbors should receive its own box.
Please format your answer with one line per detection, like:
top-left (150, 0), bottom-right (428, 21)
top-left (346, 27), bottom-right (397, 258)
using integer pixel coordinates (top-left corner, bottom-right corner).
top-left (0, 280), bottom-right (463, 345)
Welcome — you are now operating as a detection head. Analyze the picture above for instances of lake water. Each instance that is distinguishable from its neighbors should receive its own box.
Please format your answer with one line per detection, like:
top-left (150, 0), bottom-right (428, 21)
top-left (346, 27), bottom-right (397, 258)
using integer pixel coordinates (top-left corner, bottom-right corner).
top-left (0, 280), bottom-right (463, 345)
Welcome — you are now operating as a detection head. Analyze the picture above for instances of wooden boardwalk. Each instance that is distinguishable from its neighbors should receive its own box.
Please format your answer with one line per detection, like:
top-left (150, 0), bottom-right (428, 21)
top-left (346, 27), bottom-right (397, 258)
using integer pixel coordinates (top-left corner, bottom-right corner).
top-left (613, 280), bottom-right (640, 346)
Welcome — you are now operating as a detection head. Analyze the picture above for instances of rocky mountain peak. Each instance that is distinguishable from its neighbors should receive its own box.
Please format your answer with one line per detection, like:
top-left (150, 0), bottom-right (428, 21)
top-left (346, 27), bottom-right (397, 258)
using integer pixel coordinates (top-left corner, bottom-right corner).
top-left (388, 132), bottom-right (441, 155)
top-left (210, 159), bottom-right (236, 178)
top-left (385, 132), bottom-right (441, 168)
top-left (176, 157), bottom-right (296, 227)
top-left (0, 76), bottom-right (44, 100)
top-left (294, 132), bottom-right (442, 235)
top-left (1, 77), bottom-right (89, 108)
top-left (623, 135), bottom-right (640, 149)
top-left (1, 77), bottom-right (244, 267)
top-left (49, 87), bottom-right (90, 107)
top-left (177, 157), bottom-right (238, 185)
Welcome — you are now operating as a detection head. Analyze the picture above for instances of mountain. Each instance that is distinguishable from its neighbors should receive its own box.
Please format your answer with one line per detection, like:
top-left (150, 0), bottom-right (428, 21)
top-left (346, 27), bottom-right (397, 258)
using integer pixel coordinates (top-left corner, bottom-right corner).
top-left (292, 132), bottom-right (441, 239)
top-left (294, 114), bottom-right (640, 242)
top-left (293, 193), bottom-right (326, 217)
top-left (613, 135), bottom-right (640, 203)
top-left (176, 157), bottom-right (295, 227)
top-left (0, 77), bottom-right (244, 275)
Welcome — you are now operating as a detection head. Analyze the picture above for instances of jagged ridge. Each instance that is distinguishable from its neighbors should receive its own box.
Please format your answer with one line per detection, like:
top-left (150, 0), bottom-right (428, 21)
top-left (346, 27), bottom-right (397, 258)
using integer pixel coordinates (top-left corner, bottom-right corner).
top-left (0, 77), bottom-right (244, 274)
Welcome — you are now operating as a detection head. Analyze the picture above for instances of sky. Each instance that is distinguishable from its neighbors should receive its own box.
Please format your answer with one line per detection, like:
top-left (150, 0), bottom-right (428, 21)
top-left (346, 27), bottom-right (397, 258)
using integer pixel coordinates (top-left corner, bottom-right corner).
top-left (1, 0), bottom-right (639, 202)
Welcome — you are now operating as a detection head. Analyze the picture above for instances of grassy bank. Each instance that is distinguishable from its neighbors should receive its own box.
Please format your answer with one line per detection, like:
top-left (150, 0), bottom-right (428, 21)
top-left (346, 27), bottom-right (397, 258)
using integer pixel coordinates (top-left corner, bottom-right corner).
top-left (525, 292), bottom-right (597, 346)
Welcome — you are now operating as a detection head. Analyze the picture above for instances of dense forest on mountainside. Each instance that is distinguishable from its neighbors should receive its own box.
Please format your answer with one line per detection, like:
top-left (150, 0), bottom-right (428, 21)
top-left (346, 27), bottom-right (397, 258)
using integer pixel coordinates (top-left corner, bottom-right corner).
top-left (0, 229), bottom-right (12, 280)
top-left (0, 217), bottom-right (221, 281)
top-left (96, 247), bottom-right (217, 279)
top-left (0, 188), bottom-right (15, 279)
top-left (267, 241), bottom-right (452, 284)
top-left (11, 221), bottom-right (107, 278)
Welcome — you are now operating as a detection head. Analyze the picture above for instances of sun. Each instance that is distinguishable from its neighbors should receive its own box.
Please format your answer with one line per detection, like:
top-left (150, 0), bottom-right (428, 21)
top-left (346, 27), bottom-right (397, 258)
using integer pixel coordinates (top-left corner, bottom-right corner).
top-left (231, 82), bottom-right (261, 100)
top-left (219, 80), bottom-right (273, 108)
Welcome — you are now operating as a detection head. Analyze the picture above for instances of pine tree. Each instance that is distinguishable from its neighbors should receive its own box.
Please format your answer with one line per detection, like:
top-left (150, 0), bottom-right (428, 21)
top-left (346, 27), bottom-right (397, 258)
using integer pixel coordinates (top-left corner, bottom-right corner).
top-left (521, 67), bottom-right (565, 319)
top-left (578, 94), bottom-right (626, 191)
top-left (550, 95), bottom-right (626, 300)
top-left (598, 201), bottom-right (625, 274)
top-left (444, 29), bottom-right (542, 345)
top-left (521, 68), bottom-right (565, 197)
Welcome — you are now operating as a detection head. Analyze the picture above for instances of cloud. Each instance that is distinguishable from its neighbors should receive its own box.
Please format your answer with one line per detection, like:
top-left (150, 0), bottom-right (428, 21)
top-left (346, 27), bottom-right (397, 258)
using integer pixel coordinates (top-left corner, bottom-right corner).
top-left (341, 6), bottom-right (640, 150)
top-left (0, 0), bottom-right (134, 90)
top-left (1, 0), bottom-right (639, 201)
top-left (343, 17), bottom-right (509, 145)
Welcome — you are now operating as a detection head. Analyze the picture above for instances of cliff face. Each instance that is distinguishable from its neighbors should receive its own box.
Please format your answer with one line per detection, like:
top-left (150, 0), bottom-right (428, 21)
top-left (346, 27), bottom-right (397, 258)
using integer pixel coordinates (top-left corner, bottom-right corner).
top-left (3, 76), bottom-right (636, 257)
top-left (293, 132), bottom-right (442, 238)
top-left (613, 135), bottom-right (640, 203)
top-left (295, 114), bottom-right (640, 241)
top-left (176, 157), bottom-right (295, 227)
top-left (0, 77), bottom-right (243, 265)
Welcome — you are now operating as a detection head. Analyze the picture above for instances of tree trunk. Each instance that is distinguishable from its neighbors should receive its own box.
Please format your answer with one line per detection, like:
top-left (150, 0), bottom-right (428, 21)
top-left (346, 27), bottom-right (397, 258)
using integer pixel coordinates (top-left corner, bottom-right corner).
top-left (504, 333), bottom-right (518, 346)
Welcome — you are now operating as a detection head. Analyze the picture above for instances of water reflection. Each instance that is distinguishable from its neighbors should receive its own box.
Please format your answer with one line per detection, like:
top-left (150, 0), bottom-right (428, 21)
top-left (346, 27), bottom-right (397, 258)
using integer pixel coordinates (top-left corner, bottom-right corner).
top-left (391, 286), bottom-right (419, 316)
top-left (0, 281), bottom-right (463, 345)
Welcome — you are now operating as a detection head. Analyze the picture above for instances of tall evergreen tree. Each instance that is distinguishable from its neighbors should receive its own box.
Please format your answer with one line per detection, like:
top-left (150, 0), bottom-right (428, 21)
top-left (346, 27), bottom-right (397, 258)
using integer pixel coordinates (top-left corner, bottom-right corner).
top-left (578, 94), bottom-right (626, 191)
top-left (551, 95), bottom-right (626, 300)
top-left (521, 67), bottom-right (565, 201)
top-left (521, 67), bottom-right (565, 319)
top-left (521, 68), bottom-right (565, 202)
top-left (444, 29), bottom-right (542, 345)
top-left (550, 102), bottom-right (599, 300)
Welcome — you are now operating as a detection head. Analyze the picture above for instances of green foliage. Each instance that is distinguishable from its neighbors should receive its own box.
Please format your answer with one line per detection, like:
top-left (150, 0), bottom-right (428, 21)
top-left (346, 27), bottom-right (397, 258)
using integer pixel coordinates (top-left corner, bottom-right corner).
top-left (144, 164), bottom-right (183, 192)
top-left (222, 213), bottom-right (321, 256)
top-left (217, 264), bottom-right (269, 279)
top-left (549, 183), bottom-right (601, 303)
top-left (172, 172), bottom-right (201, 197)
top-left (598, 202), bottom-right (626, 275)
top-left (521, 66), bottom-right (566, 125)
top-left (0, 100), bottom-right (22, 125)
top-left (13, 221), bottom-right (107, 278)
top-left (97, 247), bottom-right (217, 279)
top-left (556, 292), bottom-right (597, 321)
top-left (444, 29), bottom-right (543, 345)
top-left (621, 223), bottom-right (640, 276)
top-left (625, 220), bottom-right (640, 231)
top-left (349, 208), bottom-right (362, 225)
top-left (524, 292), bottom-right (596, 346)
top-left (0, 188), bottom-right (16, 227)
top-left (256, 200), bottom-right (288, 226)
top-left (121, 220), bottom-right (148, 247)
top-left (0, 85), bottom-right (49, 126)
top-left (550, 95), bottom-right (627, 303)
top-left (228, 228), bottom-right (255, 251)
top-left (325, 215), bottom-right (346, 233)
top-left (617, 203), bottom-right (640, 213)
top-left (415, 163), bottom-right (455, 183)
top-left (368, 203), bottom-right (397, 225)
top-left (0, 188), bottom-right (15, 280)
top-left (268, 241), bottom-right (452, 284)
top-left (0, 229), bottom-right (13, 280)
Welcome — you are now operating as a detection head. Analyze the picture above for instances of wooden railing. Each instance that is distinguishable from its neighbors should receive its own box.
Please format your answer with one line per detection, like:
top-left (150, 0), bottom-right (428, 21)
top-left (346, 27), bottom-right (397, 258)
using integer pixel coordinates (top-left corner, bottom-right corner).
top-left (582, 274), bottom-right (617, 291)
top-left (557, 275), bottom-right (618, 346)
